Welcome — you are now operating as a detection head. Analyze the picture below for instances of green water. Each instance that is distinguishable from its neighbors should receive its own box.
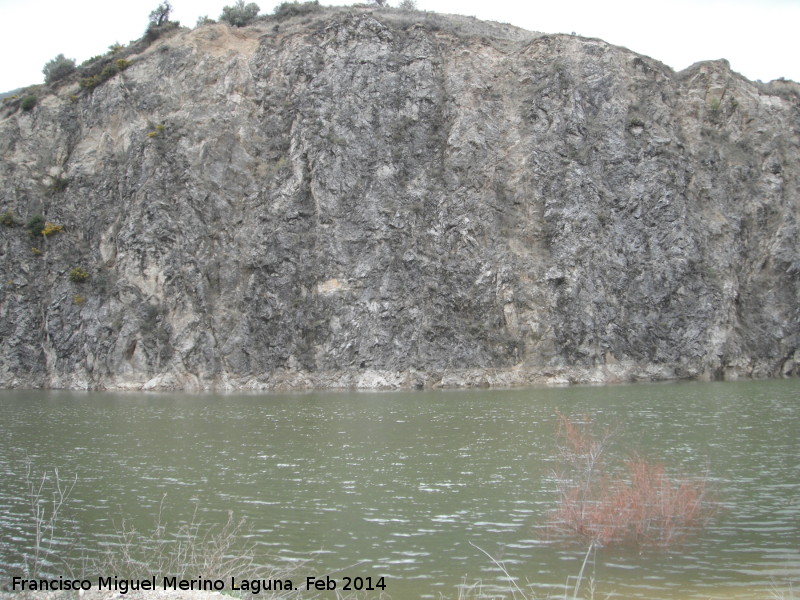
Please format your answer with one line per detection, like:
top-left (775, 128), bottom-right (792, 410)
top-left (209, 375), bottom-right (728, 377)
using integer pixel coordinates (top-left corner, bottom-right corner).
top-left (1, 379), bottom-right (798, 598)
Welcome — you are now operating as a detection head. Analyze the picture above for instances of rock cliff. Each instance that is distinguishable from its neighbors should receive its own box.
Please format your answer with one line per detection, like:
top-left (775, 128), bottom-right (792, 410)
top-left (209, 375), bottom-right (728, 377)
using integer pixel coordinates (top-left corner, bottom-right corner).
top-left (1, 7), bottom-right (798, 391)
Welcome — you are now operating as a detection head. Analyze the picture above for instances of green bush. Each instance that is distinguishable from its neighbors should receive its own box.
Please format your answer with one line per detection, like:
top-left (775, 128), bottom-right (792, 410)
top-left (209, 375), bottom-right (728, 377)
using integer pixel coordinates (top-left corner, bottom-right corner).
top-left (1, 210), bottom-right (16, 226)
top-left (79, 58), bottom-right (131, 91)
top-left (26, 215), bottom-right (45, 236)
top-left (43, 54), bottom-right (76, 85)
top-left (144, 20), bottom-right (179, 42)
top-left (68, 267), bottom-right (90, 283)
top-left (48, 176), bottom-right (69, 194)
top-left (628, 117), bottom-right (645, 129)
top-left (221, 0), bottom-right (261, 26)
top-left (273, 0), bottom-right (320, 19)
top-left (100, 65), bottom-right (117, 79)
top-left (147, 123), bottom-right (166, 138)
top-left (80, 55), bottom-right (104, 67)
top-left (79, 76), bottom-right (100, 90)
top-left (21, 95), bottom-right (37, 111)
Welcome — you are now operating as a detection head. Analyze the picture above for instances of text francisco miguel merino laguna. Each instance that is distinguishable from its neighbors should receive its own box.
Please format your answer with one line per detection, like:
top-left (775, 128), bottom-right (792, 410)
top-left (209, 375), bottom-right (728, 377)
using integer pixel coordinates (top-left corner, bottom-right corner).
top-left (11, 574), bottom-right (387, 594)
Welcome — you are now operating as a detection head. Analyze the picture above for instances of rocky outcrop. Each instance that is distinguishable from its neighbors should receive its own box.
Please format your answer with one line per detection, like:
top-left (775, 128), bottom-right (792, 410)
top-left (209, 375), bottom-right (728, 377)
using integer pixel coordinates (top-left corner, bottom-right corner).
top-left (1, 7), bottom-right (798, 391)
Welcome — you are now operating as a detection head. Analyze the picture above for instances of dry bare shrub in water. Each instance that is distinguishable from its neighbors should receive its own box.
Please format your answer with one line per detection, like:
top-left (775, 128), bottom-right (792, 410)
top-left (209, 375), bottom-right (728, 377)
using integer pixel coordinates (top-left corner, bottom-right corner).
top-left (20, 464), bottom-right (78, 577)
top-left (97, 496), bottom-right (275, 581)
top-left (548, 412), bottom-right (715, 549)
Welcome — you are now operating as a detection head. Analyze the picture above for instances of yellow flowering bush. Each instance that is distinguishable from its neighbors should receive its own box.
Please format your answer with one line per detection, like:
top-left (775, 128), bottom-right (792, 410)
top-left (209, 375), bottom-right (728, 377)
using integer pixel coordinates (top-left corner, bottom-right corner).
top-left (41, 222), bottom-right (63, 236)
top-left (68, 267), bottom-right (90, 283)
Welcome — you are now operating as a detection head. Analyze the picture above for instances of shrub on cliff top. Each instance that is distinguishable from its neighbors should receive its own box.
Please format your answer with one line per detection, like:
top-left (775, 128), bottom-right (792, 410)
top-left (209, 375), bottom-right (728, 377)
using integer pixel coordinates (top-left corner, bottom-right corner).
top-left (144, 2), bottom-right (179, 43)
top-left (220, 0), bottom-right (260, 26)
top-left (144, 20), bottom-right (179, 42)
top-left (148, 1), bottom-right (172, 27)
top-left (43, 53), bottom-right (76, 85)
top-left (273, 0), bottom-right (320, 19)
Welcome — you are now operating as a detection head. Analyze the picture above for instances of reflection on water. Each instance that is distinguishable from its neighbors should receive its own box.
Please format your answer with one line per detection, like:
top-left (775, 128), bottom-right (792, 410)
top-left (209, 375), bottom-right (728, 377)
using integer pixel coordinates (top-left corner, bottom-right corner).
top-left (0, 380), bottom-right (798, 598)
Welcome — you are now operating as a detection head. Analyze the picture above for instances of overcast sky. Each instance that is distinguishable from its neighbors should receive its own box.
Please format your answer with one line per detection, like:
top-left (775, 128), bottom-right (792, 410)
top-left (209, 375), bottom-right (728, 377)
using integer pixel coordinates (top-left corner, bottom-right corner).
top-left (1, 0), bottom-right (798, 93)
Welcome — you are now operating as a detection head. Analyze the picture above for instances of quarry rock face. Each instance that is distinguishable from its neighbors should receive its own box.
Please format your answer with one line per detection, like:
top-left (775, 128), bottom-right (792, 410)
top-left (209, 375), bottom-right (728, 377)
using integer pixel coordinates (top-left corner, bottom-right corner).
top-left (1, 8), bottom-right (798, 391)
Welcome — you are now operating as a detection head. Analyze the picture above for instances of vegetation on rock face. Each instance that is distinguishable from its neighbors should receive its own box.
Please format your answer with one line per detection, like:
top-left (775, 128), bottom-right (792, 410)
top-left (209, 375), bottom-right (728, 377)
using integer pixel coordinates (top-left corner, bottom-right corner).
top-left (68, 267), bottom-right (90, 283)
top-left (25, 215), bottom-right (45, 237)
top-left (79, 57), bottom-right (131, 90)
top-left (1, 210), bottom-right (16, 226)
top-left (48, 175), bottom-right (70, 194)
top-left (147, 123), bottom-right (165, 138)
top-left (220, 0), bottom-right (261, 26)
top-left (42, 53), bottom-right (76, 85)
top-left (41, 222), bottom-right (63, 237)
top-left (20, 95), bottom-right (37, 111)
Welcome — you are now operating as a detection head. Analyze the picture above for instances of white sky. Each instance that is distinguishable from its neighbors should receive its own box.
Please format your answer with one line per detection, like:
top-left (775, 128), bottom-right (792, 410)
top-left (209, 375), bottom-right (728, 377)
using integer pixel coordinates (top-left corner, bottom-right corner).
top-left (1, 0), bottom-right (798, 93)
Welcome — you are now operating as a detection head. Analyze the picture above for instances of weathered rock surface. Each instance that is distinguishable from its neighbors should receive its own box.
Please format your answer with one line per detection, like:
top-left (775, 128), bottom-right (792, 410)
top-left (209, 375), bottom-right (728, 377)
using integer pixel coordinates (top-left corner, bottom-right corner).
top-left (1, 7), bottom-right (798, 391)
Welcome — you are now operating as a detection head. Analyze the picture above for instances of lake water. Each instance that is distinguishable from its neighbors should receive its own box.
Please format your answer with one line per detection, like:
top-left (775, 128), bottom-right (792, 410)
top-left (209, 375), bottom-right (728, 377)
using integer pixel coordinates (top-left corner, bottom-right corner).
top-left (0, 380), bottom-right (798, 598)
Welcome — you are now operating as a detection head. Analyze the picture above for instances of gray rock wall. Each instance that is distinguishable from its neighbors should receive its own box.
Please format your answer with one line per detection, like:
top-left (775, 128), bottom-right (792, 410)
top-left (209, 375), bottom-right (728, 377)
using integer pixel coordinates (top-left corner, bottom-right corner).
top-left (1, 9), bottom-right (798, 390)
